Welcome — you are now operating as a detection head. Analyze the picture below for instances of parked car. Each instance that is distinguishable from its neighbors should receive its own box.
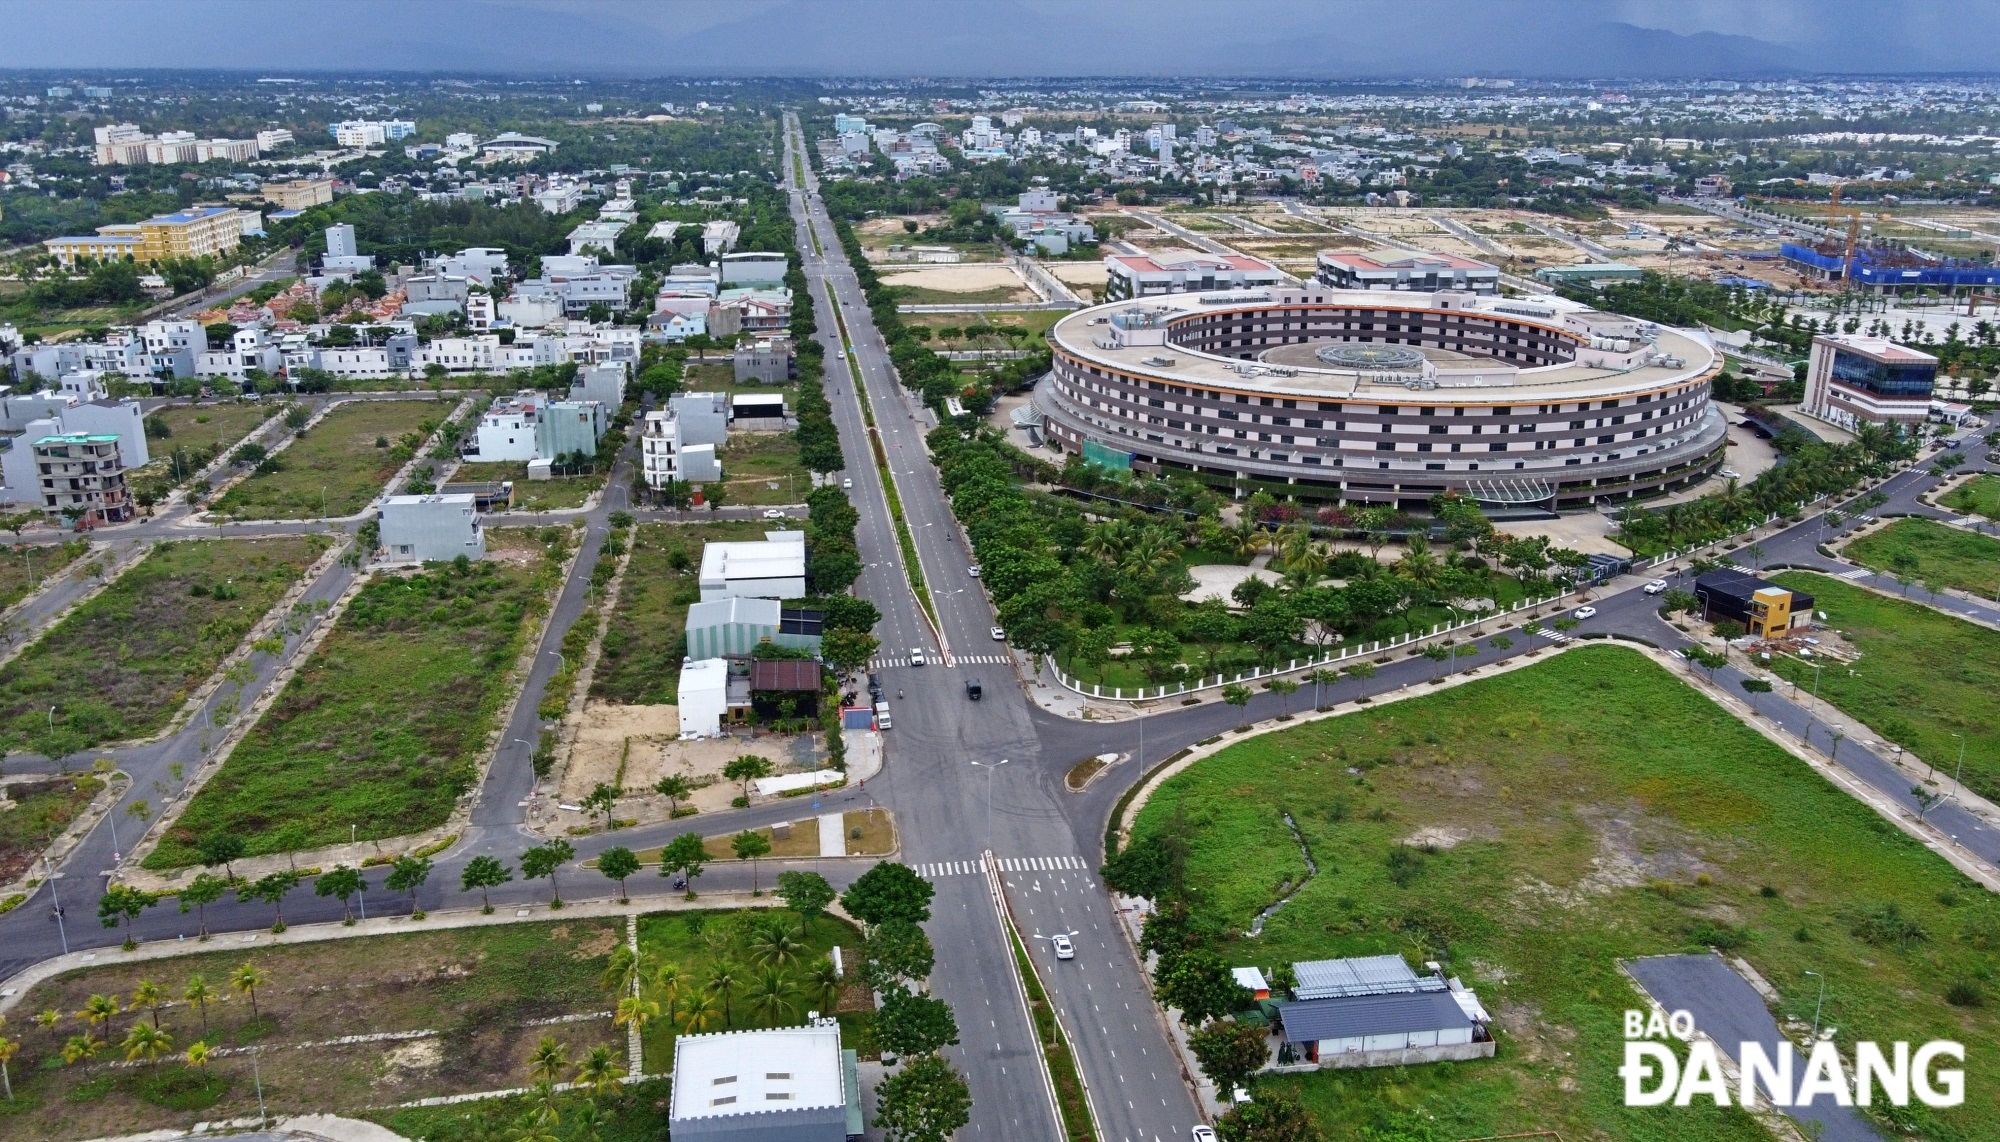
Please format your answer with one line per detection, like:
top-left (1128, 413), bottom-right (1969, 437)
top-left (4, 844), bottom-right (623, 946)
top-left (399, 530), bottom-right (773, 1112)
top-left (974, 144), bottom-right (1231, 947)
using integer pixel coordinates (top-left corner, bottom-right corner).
top-left (1573, 606), bottom-right (1598, 619)
top-left (990, 625), bottom-right (1006, 641)
top-left (1051, 934), bottom-right (1074, 960)
top-left (910, 647), bottom-right (925, 667)
top-left (1192, 1129), bottom-right (1217, 1142)
top-left (968, 564), bottom-right (981, 578)
top-left (867, 673), bottom-right (882, 699)
top-left (842, 477), bottom-right (853, 488)
top-left (761, 508), bottom-right (786, 519)
top-left (1643, 579), bottom-right (1669, 595)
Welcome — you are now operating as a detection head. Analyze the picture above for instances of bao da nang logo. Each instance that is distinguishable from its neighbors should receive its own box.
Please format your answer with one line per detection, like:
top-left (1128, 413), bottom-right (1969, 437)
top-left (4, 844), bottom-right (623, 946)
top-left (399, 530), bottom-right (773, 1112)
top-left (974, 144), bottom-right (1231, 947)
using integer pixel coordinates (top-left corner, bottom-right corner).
top-left (1620, 1009), bottom-right (1964, 1108)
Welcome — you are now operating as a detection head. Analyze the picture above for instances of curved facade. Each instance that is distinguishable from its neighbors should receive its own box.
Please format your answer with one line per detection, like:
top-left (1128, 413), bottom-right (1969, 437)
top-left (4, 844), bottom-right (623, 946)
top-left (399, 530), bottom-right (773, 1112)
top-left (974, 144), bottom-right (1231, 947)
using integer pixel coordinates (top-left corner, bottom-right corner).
top-left (1032, 286), bottom-right (1727, 510)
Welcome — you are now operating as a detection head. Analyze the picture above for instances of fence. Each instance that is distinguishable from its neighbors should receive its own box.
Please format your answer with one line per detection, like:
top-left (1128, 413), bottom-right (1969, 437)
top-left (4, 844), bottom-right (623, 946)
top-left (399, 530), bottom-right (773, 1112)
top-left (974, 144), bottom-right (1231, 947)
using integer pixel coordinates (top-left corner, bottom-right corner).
top-left (1050, 590), bottom-right (1576, 702)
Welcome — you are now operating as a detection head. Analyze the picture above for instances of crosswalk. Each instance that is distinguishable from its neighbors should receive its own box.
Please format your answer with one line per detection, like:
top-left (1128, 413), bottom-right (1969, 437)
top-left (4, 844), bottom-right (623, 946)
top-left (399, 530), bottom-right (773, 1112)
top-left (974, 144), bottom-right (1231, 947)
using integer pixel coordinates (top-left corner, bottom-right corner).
top-left (1533, 627), bottom-right (1574, 644)
top-left (1837, 567), bottom-right (1874, 580)
top-left (956, 653), bottom-right (1011, 665)
top-left (912, 855), bottom-right (1090, 879)
top-left (866, 653), bottom-right (1012, 670)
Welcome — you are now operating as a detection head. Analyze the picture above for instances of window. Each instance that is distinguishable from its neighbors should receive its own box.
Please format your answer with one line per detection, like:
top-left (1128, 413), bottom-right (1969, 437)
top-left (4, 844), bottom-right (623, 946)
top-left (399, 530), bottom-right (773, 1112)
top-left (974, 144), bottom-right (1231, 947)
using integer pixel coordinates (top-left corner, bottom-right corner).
top-left (766, 1093), bottom-right (793, 1101)
top-left (713, 1076), bottom-right (738, 1085)
top-left (711, 1096), bottom-right (738, 1106)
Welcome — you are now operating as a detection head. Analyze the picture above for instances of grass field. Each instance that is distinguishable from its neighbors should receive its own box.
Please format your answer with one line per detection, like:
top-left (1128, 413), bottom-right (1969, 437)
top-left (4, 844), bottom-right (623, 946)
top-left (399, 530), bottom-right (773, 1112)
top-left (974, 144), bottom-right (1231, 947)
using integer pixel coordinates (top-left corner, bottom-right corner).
top-left (1127, 645), bottom-right (2000, 1142)
top-left (721, 433), bottom-right (810, 505)
top-left (454, 460), bottom-right (606, 512)
top-left (1770, 570), bottom-right (2000, 803)
top-left (590, 520), bottom-right (766, 706)
top-left (0, 773), bottom-right (103, 882)
top-left (0, 537), bottom-right (325, 753)
top-left (211, 400), bottom-right (440, 520)
top-left (0, 918), bottom-right (625, 1141)
top-left (633, 906), bottom-right (871, 1074)
top-left (0, 537), bottom-right (90, 614)
top-left (888, 283), bottom-right (1030, 304)
top-left (1940, 474), bottom-right (2000, 521)
top-left (370, 1079), bottom-right (671, 1142)
top-left (138, 402), bottom-right (272, 469)
top-left (1845, 516), bottom-right (2000, 598)
top-left (146, 529), bottom-right (566, 865)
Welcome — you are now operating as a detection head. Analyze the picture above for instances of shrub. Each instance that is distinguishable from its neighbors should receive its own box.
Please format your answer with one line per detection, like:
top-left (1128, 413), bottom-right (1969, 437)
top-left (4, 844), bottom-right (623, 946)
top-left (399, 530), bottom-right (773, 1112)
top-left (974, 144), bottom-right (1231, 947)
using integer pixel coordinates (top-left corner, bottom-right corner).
top-left (1946, 980), bottom-right (1985, 1008)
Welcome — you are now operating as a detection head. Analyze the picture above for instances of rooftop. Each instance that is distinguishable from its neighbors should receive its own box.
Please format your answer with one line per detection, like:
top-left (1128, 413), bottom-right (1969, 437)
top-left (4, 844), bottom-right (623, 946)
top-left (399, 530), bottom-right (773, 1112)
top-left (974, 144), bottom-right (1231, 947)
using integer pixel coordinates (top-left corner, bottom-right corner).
top-left (1813, 333), bottom-right (1938, 363)
top-left (699, 531), bottom-right (807, 584)
top-left (669, 1024), bottom-right (844, 1122)
top-left (1107, 250), bottom-right (1278, 275)
top-left (1318, 250), bottom-right (1494, 272)
top-left (1293, 954), bottom-right (1443, 1000)
top-left (1280, 990), bottom-right (1475, 1042)
top-left (750, 659), bottom-right (822, 692)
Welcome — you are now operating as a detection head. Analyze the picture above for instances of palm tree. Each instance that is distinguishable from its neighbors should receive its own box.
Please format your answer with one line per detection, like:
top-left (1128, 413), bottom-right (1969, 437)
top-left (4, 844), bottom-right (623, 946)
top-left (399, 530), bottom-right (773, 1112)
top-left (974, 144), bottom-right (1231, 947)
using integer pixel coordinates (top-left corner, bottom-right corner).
top-left (62, 1035), bottom-right (99, 1065)
top-left (184, 1040), bottom-right (212, 1072)
top-left (230, 963), bottom-right (266, 1021)
top-left (601, 945), bottom-right (641, 996)
top-left (707, 961), bottom-right (741, 1026)
top-left (80, 994), bottom-right (120, 1044)
top-left (574, 1045), bottom-right (626, 1101)
top-left (675, 989), bottom-right (723, 1034)
top-left (745, 967), bottom-right (799, 1026)
top-left (749, 924), bottom-right (805, 969)
top-left (0, 1033), bottom-right (18, 1101)
top-left (651, 961), bottom-right (688, 1013)
top-left (614, 995), bottom-right (659, 1040)
top-left (569, 1101), bottom-right (605, 1142)
top-left (807, 958), bottom-right (842, 1013)
top-left (528, 1035), bottom-right (569, 1086)
top-left (183, 975), bottom-right (214, 1039)
top-left (131, 980), bottom-right (165, 1029)
top-left (33, 1009), bottom-right (60, 1032)
top-left (122, 1022), bottom-right (174, 1068)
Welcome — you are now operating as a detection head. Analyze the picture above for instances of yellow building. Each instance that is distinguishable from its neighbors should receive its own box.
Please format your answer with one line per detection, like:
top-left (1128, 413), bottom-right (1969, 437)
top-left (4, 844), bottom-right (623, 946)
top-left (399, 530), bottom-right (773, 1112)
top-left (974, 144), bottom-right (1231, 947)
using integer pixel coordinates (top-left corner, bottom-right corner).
top-left (261, 178), bottom-right (335, 210)
top-left (1747, 587), bottom-right (1796, 638)
top-left (45, 206), bottom-right (245, 267)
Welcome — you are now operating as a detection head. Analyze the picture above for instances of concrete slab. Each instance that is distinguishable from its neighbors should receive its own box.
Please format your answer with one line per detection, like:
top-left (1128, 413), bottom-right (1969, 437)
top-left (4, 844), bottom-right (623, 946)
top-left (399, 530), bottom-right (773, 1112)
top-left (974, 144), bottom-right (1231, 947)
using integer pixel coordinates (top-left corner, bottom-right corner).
top-left (818, 812), bottom-right (846, 857)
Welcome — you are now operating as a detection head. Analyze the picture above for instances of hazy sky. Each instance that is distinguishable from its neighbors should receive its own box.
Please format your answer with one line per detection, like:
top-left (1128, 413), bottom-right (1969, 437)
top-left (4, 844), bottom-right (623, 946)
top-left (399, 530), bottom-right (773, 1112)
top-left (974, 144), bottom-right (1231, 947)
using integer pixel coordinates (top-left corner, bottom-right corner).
top-left (5, 0), bottom-right (1999, 78)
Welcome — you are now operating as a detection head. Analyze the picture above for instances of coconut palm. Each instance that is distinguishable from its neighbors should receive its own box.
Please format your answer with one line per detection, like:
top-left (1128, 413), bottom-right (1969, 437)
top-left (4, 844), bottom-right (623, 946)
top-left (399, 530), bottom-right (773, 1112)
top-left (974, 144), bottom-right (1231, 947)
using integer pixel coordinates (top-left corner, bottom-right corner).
top-left (130, 980), bottom-right (166, 1029)
top-left (569, 1100), bottom-right (605, 1142)
top-left (601, 945), bottom-right (641, 997)
top-left (675, 989), bottom-right (723, 1034)
top-left (183, 975), bottom-right (214, 1038)
top-left (745, 967), bottom-right (800, 1026)
top-left (748, 925), bottom-right (805, 969)
top-left (706, 961), bottom-right (741, 1025)
top-left (614, 995), bottom-right (659, 1039)
top-left (807, 958), bottom-right (843, 1012)
top-left (574, 1045), bottom-right (626, 1100)
top-left (0, 1034), bottom-right (17, 1100)
top-left (184, 1041), bottom-right (212, 1071)
top-left (651, 961), bottom-right (688, 1012)
top-left (122, 1021), bottom-right (174, 1068)
top-left (33, 1008), bottom-right (60, 1032)
top-left (528, 1035), bottom-right (569, 1086)
top-left (79, 994), bottom-right (119, 1044)
top-left (62, 1035), bottom-right (99, 1065)
top-left (230, 963), bottom-right (266, 1021)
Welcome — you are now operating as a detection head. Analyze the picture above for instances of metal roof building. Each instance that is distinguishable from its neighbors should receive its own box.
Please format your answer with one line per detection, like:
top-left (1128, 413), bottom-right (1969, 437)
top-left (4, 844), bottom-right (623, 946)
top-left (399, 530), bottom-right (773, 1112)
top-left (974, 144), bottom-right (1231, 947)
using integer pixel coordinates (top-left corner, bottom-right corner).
top-left (1292, 954), bottom-right (1445, 1000)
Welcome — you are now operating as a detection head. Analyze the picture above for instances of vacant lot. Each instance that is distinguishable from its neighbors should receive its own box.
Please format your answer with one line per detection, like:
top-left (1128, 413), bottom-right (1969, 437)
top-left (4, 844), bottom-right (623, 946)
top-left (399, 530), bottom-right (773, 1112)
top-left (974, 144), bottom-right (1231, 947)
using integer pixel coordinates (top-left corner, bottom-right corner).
top-left (148, 529), bottom-right (563, 865)
top-left (454, 460), bottom-right (605, 512)
top-left (722, 433), bottom-right (809, 505)
top-left (591, 520), bottom-right (766, 706)
top-left (140, 402), bottom-right (272, 467)
top-left (1942, 474), bottom-right (2000, 520)
top-left (0, 538), bottom-right (90, 614)
top-left (1845, 516), bottom-right (2000, 597)
top-left (1771, 570), bottom-right (2000, 803)
top-left (1128, 645), bottom-right (1999, 1142)
top-left (0, 918), bottom-right (624, 1141)
top-left (371, 1078), bottom-right (671, 1142)
top-left (212, 399), bottom-right (439, 520)
top-left (0, 536), bottom-right (325, 752)
top-left (0, 773), bottom-right (103, 882)
top-left (633, 906), bottom-right (871, 1074)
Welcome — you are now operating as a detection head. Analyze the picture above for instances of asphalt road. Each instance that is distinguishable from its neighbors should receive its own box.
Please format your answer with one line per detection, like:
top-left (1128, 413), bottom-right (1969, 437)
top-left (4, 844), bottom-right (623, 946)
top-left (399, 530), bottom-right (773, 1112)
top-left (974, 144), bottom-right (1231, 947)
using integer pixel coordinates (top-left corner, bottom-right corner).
top-left (2, 111), bottom-right (1993, 1142)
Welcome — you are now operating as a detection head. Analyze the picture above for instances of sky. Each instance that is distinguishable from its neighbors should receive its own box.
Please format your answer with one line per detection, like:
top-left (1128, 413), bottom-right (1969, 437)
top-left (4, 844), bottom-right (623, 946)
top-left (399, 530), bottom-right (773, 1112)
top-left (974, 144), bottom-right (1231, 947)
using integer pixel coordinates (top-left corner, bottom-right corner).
top-left (5, 0), bottom-right (2000, 78)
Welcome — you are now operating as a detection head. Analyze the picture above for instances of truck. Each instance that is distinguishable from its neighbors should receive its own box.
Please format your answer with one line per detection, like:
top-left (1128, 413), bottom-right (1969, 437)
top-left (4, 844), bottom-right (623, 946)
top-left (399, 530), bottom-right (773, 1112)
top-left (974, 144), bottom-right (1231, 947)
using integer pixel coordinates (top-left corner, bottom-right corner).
top-left (874, 699), bottom-right (892, 730)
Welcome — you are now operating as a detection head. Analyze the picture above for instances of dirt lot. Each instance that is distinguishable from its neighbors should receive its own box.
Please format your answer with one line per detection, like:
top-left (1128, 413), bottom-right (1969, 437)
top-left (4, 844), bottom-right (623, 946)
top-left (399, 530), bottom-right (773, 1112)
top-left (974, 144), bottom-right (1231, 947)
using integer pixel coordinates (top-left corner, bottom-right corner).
top-left (554, 702), bottom-right (827, 830)
top-left (0, 919), bottom-right (625, 1140)
top-left (877, 263), bottom-right (1031, 296)
top-left (1045, 261), bottom-right (1108, 288)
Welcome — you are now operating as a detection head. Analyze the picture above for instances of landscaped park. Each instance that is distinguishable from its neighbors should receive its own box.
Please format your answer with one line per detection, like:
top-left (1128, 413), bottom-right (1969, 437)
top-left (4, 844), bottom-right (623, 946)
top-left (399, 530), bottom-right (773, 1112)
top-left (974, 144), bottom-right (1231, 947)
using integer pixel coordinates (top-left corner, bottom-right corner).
top-left (1111, 644), bottom-right (1999, 1141)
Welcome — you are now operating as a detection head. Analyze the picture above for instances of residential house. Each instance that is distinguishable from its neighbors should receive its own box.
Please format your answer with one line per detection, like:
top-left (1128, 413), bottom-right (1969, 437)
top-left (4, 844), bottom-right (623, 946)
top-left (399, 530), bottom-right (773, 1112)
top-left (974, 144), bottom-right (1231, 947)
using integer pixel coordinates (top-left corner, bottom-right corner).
top-left (378, 494), bottom-right (484, 563)
top-left (698, 530), bottom-right (807, 602)
top-left (31, 432), bottom-right (133, 523)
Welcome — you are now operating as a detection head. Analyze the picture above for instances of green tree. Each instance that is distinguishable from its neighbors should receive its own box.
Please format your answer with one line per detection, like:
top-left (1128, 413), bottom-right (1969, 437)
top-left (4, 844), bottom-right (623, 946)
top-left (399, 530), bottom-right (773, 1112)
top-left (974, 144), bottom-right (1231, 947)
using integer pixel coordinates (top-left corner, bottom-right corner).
top-left (182, 975), bottom-right (214, 1038)
top-left (724, 754), bottom-right (774, 800)
top-left (121, 1021), bottom-right (174, 1068)
top-left (314, 865), bottom-right (365, 923)
top-left (661, 831), bottom-right (709, 897)
top-left (238, 870), bottom-right (302, 931)
top-left (776, 870), bottom-right (836, 935)
top-left (385, 855), bottom-right (433, 917)
top-left (822, 628), bottom-right (881, 673)
top-left (460, 854), bottom-right (512, 913)
top-left (874, 1053), bottom-right (972, 1142)
top-left (732, 830), bottom-right (773, 893)
top-left (1188, 1020), bottom-right (1271, 1097)
top-left (0, 1033), bottom-right (16, 1100)
top-left (864, 917), bottom-right (935, 989)
top-left (745, 967), bottom-right (800, 1026)
top-left (583, 782), bottom-right (620, 833)
top-left (1267, 676), bottom-right (1300, 717)
top-left (599, 846), bottom-right (641, 903)
top-left (842, 861), bottom-right (936, 926)
top-left (230, 962), bottom-right (266, 1020)
top-left (876, 988), bottom-right (960, 1058)
top-left (1222, 683), bottom-right (1253, 728)
top-left (1216, 1092), bottom-right (1319, 1142)
top-left (653, 773), bottom-right (693, 815)
top-left (521, 840), bottom-right (574, 907)
top-left (196, 832), bottom-right (246, 881)
top-left (130, 979), bottom-right (166, 1029)
top-left (98, 885), bottom-right (155, 949)
top-left (1156, 949), bottom-right (1252, 1027)
top-left (177, 872), bottom-right (228, 938)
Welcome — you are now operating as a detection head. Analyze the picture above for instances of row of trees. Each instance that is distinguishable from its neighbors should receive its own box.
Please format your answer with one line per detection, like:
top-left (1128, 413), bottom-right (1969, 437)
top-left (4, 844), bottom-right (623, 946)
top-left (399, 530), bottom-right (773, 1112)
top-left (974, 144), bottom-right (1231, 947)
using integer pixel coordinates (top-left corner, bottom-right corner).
top-left (4, 962), bottom-right (269, 1091)
top-left (1613, 433), bottom-right (1910, 556)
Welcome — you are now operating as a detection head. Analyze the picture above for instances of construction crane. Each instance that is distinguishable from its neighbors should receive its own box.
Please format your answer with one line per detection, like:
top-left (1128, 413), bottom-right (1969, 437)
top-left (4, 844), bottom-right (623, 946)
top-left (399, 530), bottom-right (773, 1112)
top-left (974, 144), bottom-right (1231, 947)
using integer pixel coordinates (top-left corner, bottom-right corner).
top-left (1826, 184), bottom-right (1862, 285)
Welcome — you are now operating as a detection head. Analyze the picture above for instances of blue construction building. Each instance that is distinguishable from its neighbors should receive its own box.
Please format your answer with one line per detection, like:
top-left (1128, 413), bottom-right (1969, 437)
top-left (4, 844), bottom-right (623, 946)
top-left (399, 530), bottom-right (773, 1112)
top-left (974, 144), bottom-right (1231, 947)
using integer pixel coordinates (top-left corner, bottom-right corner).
top-left (1782, 243), bottom-right (2000, 295)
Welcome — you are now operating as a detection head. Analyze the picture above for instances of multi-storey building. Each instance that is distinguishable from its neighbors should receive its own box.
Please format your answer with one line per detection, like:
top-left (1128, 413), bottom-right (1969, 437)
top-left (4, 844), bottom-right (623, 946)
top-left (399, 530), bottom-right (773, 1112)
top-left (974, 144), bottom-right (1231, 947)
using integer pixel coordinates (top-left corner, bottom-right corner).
top-left (33, 433), bottom-right (133, 523)
top-left (1105, 251), bottom-right (1286, 300)
top-left (46, 206), bottom-right (244, 266)
top-left (1030, 287), bottom-right (1724, 511)
top-left (1803, 334), bottom-right (1937, 432)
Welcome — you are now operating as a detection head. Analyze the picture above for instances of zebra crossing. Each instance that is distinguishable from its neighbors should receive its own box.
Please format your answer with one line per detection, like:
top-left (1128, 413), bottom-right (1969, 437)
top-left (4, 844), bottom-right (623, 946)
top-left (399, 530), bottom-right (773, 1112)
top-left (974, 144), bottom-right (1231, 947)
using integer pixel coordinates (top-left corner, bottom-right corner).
top-left (911, 855), bottom-right (1090, 879)
top-left (1533, 627), bottom-right (1574, 644)
top-left (865, 652), bottom-right (1012, 670)
top-left (956, 653), bottom-right (1011, 665)
top-left (1836, 567), bottom-right (1874, 580)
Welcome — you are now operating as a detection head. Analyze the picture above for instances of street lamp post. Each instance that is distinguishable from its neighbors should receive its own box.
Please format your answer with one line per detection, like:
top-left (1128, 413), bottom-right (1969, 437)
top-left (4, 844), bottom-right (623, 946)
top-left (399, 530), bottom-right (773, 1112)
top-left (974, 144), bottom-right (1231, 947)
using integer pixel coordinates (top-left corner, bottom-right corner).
top-left (970, 759), bottom-right (1008, 847)
top-left (1949, 732), bottom-right (1967, 804)
top-left (1804, 970), bottom-right (1827, 1043)
top-left (44, 853), bottom-right (67, 955)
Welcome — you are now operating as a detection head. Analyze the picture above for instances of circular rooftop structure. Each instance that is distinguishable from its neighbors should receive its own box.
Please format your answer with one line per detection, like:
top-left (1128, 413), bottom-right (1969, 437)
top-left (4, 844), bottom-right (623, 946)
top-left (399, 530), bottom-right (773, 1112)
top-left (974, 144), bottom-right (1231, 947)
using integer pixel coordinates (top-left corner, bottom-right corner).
top-left (1315, 343), bottom-right (1426, 370)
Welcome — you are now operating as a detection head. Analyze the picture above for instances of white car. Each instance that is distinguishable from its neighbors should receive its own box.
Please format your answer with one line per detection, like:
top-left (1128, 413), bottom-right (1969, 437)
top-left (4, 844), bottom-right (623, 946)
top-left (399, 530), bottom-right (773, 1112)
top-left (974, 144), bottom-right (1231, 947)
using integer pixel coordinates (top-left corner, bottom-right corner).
top-left (1573, 606), bottom-right (1598, 620)
top-left (991, 626), bottom-right (1006, 641)
top-left (968, 565), bottom-right (981, 578)
top-left (910, 647), bottom-right (925, 667)
top-left (842, 477), bottom-right (853, 489)
top-left (1643, 579), bottom-right (1669, 595)
top-left (1192, 1128), bottom-right (1217, 1142)
top-left (1051, 934), bottom-right (1075, 960)
top-left (761, 508), bottom-right (786, 519)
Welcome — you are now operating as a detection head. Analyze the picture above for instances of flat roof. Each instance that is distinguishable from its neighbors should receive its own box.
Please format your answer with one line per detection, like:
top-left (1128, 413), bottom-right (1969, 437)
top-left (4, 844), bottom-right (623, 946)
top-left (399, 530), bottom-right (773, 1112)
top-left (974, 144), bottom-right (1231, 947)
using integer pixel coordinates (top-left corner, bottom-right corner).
top-left (1813, 333), bottom-right (1937, 363)
top-left (1281, 991), bottom-right (1474, 1042)
top-left (700, 535), bottom-right (806, 583)
top-left (1048, 287), bottom-right (1715, 404)
top-left (1107, 250), bottom-right (1279, 274)
top-left (678, 657), bottom-right (729, 693)
top-left (1318, 250), bottom-right (1494, 272)
top-left (670, 1024), bottom-right (844, 1122)
top-left (1293, 954), bottom-right (1443, 1000)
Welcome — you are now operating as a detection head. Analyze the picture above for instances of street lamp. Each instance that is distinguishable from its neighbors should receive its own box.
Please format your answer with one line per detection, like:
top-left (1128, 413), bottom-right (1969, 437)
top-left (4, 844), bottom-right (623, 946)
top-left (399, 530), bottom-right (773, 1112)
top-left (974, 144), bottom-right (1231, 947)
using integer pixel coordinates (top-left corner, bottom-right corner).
top-left (1949, 732), bottom-right (1968, 804)
top-left (1804, 970), bottom-right (1827, 1043)
top-left (44, 853), bottom-right (67, 955)
top-left (970, 759), bottom-right (1008, 846)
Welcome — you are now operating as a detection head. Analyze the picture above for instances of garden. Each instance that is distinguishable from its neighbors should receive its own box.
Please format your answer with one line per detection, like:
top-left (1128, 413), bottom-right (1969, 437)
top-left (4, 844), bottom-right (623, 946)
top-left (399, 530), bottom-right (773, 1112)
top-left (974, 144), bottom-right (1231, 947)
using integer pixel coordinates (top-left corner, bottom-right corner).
top-left (1939, 473), bottom-right (2000, 521)
top-left (1109, 645), bottom-right (2000, 1142)
top-left (0, 536), bottom-right (326, 754)
top-left (1768, 571), bottom-right (2000, 804)
top-left (145, 528), bottom-right (569, 865)
top-left (0, 918), bottom-right (627, 1141)
top-left (209, 399), bottom-right (444, 520)
top-left (1844, 516), bottom-right (2000, 599)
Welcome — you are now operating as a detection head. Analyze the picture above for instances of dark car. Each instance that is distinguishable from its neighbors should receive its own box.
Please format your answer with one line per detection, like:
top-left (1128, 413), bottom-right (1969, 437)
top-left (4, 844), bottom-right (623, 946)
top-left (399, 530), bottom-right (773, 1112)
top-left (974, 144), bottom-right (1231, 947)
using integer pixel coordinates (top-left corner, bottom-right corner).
top-left (867, 673), bottom-right (882, 699)
top-left (965, 677), bottom-right (982, 700)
